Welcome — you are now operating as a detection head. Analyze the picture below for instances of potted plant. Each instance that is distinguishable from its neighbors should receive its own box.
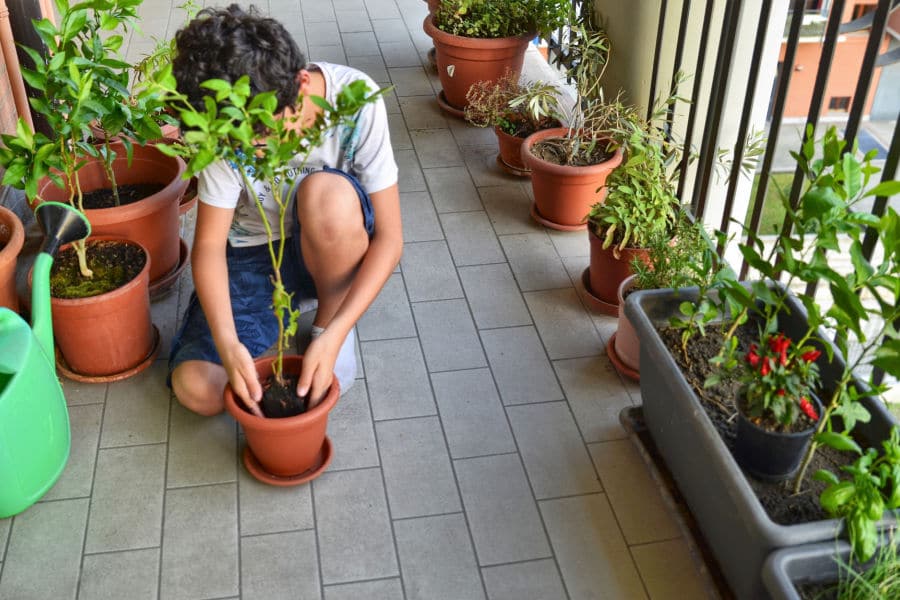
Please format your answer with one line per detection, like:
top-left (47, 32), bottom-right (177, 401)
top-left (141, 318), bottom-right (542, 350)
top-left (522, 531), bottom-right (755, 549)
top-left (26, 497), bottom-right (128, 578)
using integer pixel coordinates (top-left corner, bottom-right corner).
top-left (623, 126), bottom-right (900, 598)
top-left (520, 21), bottom-right (627, 230)
top-left (0, 203), bottom-right (25, 313)
top-left (464, 71), bottom-right (563, 177)
top-left (424, 0), bottom-right (570, 117)
top-left (155, 65), bottom-right (381, 484)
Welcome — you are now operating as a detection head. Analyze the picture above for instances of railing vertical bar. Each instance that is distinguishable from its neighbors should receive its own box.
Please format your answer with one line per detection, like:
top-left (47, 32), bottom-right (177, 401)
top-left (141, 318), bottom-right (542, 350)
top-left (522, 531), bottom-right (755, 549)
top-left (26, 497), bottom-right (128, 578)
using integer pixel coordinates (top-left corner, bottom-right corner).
top-left (691, 0), bottom-right (742, 221)
top-left (716, 0), bottom-right (771, 250)
top-left (741, 0), bottom-right (806, 280)
top-left (677, 0), bottom-right (715, 200)
top-left (664, 0), bottom-right (692, 140)
top-left (861, 113), bottom-right (900, 261)
top-left (843, 0), bottom-right (891, 149)
top-left (647, 0), bottom-right (669, 121)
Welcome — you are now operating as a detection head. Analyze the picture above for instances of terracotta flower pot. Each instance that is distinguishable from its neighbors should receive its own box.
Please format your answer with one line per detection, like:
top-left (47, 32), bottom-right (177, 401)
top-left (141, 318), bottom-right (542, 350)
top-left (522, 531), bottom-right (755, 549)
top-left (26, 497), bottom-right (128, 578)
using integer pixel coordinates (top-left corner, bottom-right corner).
top-left (424, 15), bottom-right (533, 111)
top-left (521, 128), bottom-right (624, 230)
top-left (50, 237), bottom-right (157, 380)
top-left (495, 126), bottom-right (530, 176)
top-left (0, 206), bottom-right (24, 313)
top-left (89, 120), bottom-right (181, 143)
top-left (36, 143), bottom-right (189, 287)
top-left (585, 228), bottom-right (650, 316)
top-left (426, 0), bottom-right (440, 13)
top-left (224, 355), bottom-right (339, 486)
top-left (609, 274), bottom-right (640, 380)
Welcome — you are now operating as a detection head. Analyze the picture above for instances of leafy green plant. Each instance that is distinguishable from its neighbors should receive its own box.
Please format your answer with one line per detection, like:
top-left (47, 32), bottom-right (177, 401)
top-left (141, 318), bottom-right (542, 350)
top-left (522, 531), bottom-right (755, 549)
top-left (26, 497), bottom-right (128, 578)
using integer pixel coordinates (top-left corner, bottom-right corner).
top-left (464, 71), bottom-right (562, 137)
top-left (830, 531), bottom-right (900, 598)
top-left (434, 0), bottom-right (570, 39)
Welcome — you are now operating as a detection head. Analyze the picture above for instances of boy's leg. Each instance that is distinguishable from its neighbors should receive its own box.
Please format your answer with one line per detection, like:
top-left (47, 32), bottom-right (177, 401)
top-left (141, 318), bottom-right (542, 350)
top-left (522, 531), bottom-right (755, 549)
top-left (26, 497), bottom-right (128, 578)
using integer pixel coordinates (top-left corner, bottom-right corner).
top-left (171, 360), bottom-right (230, 416)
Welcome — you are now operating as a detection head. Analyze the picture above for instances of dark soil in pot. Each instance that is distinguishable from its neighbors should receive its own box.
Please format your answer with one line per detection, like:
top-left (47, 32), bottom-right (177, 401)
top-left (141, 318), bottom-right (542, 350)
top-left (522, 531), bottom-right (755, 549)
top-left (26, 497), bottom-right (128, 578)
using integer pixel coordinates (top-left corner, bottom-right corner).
top-left (50, 240), bottom-right (146, 298)
top-left (531, 136), bottom-right (615, 167)
top-left (258, 373), bottom-right (309, 418)
top-left (502, 116), bottom-right (561, 139)
top-left (656, 323), bottom-right (848, 526)
top-left (81, 183), bottom-right (166, 209)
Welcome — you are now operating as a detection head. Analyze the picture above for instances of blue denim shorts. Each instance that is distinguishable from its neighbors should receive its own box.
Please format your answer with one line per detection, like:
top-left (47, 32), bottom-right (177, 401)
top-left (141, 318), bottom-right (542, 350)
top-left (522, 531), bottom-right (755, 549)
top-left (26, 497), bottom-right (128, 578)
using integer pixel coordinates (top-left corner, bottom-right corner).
top-left (167, 167), bottom-right (374, 383)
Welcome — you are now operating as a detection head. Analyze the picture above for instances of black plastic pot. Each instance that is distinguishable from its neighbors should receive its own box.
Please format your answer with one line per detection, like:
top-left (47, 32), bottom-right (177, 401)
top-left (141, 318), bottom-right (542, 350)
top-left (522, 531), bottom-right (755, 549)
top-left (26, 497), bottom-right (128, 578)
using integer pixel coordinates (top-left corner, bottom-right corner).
top-left (624, 285), bottom-right (898, 600)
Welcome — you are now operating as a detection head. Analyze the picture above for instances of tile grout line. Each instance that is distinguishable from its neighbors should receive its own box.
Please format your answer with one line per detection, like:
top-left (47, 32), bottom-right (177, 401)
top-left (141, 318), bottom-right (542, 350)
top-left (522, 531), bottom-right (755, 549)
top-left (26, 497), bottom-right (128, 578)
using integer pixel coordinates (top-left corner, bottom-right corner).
top-left (156, 384), bottom-right (174, 599)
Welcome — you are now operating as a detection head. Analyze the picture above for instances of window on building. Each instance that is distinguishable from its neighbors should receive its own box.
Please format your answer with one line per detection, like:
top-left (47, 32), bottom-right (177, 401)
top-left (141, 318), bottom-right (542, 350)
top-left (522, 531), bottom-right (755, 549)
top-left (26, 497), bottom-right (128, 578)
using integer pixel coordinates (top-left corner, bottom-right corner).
top-left (829, 96), bottom-right (851, 111)
top-left (852, 3), bottom-right (877, 20)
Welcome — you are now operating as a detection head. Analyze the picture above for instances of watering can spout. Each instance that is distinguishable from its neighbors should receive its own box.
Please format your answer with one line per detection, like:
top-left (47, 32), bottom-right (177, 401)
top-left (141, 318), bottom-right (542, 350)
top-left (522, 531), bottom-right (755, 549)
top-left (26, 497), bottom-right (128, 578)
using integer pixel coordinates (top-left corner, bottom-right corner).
top-left (31, 202), bottom-right (90, 358)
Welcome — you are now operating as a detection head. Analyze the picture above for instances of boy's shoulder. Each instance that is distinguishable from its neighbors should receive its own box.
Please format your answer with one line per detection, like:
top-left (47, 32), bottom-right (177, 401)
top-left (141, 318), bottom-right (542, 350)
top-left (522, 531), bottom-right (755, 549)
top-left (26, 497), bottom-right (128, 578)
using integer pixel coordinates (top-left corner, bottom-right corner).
top-left (314, 62), bottom-right (381, 98)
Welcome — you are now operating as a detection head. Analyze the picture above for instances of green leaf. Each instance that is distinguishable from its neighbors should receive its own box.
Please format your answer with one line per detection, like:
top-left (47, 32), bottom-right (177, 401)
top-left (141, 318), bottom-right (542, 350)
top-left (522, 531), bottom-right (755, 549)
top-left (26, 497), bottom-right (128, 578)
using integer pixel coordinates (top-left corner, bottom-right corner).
top-left (813, 469), bottom-right (840, 486)
top-left (843, 153), bottom-right (862, 199)
top-left (819, 480), bottom-right (856, 514)
top-left (865, 181), bottom-right (900, 198)
top-left (832, 400), bottom-right (872, 433)
top-left (815, 431), bottom-right (862, 454)
top-left (873, 339), bottom-right (900, 378)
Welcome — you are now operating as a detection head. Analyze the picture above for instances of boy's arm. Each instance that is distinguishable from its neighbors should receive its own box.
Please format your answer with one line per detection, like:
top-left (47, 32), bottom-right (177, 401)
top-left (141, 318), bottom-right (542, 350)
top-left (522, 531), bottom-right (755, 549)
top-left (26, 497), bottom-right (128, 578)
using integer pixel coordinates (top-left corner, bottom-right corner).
top-left (298, 183), bottom-right (402, 401)
top-left (192, 201), bottom-right (264, 414)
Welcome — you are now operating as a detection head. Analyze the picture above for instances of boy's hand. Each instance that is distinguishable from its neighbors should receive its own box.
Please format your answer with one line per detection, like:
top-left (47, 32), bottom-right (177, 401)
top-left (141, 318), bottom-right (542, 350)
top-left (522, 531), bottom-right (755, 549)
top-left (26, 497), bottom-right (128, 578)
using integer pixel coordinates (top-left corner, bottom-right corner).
top-left (298, 330), bottom-right (340, 408)
top-left (221, 341), bottom-right (264, 417)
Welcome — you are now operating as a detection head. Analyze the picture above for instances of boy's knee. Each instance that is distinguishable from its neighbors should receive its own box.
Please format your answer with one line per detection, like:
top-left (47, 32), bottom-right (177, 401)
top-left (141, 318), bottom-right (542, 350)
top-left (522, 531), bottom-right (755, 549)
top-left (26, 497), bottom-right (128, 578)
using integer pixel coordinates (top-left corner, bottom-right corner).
top-left (296, 173), bottom-right (360, 231)
top-left (171, 362), bottom-right (226, 416)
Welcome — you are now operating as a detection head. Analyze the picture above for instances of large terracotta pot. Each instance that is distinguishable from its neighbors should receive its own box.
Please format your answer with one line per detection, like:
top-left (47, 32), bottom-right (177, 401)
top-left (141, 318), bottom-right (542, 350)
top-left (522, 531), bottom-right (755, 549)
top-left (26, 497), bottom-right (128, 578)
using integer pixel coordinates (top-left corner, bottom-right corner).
top-left (424, 14), bottom-right (533, 110)
top-left (521, 128), bottom-right (624, 231)
top-left (585, 228), bottom-right (649, 316)
top-left (36, 143), bottom-right (188, 286)
top-left (50, 237), bottom-right (156, 380)
top-left (426, 0), bottom-right (440, 13)
top-left (224, 355), bottom-right (339, 486)
top-left (0, 206), bottom-right (24, 312)
top-left (609, 274), bottom-right (640, 381)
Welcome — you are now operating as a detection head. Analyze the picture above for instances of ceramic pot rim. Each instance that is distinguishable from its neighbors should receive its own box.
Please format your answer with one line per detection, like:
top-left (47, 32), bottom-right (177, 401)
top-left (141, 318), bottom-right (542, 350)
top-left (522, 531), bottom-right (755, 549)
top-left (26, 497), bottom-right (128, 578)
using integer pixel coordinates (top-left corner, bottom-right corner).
top-left (423, 14), bottom-right (535, 47)
top-left (521, 127), bottom-right (624, 176)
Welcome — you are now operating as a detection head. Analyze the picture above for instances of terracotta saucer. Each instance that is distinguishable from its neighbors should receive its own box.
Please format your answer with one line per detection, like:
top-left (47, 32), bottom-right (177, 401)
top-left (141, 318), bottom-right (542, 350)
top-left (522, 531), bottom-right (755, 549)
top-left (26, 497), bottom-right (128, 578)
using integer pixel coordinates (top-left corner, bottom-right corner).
top-left (149, 237), bottom-right (190, 301)
top-left (242, 436), bottom-right (333, 487)
top-left (580, 268), bottom-right (618, 316)
top-left (436, 91), bottom-right (466, 120)
top-left (496, 155), bottom-right (531, 178)
top-left (530, 202), bottom-right (587, 232)
top-left (606, 333), bottom-right (640, 382)
top-left (56, 324), bottom-right (161, 383)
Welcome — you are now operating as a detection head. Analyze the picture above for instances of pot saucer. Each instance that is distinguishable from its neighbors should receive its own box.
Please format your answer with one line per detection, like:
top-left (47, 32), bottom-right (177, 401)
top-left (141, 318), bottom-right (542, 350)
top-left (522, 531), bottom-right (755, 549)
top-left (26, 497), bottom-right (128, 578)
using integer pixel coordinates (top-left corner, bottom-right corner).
top-left (496, 155), bottom-right (531, 178)
top-left (606, 333), bottom-right (640, 382)
top-left (436, 91), bottom-right (466, 120)
top-left (530, 202), bottom-right (587, 232)
top-left (242, 436), bottom-right (333, 487)
top-left (56, 324), bottom-right (161, 383)
top-left (580, 268), bottom-right (618, 316)
top-left (149, 238), bottom-right (190, 301)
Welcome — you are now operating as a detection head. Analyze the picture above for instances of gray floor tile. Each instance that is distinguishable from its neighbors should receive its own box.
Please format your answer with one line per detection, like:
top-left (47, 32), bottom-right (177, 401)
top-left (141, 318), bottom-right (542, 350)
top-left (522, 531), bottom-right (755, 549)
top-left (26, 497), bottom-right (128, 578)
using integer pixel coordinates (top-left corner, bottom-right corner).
top-left (479, 184), bottom-right (543, 236)
top-left (342, 31), bottom-right (380, 56)
top-left (372, 17), bottom-right (409, 42)
top-left (413, 299), bottom-right (487, 372)
top-left (399, 95), bottom-right (448, 131)
top-left (454, 453), bottom-right (551, 565)
top-left (336, 9), bottom-right (373, 32)
top-left (325, 578), bottom-right (404, 600)
top-left (348, 54), bottom-right (389, 82)
top-left (463, 145), bottom-right (520, 187)
top-left (588, 440), bottom-right (680, 545)
top-left (382, 40), bottom-right (423, 67)
top-left (424, 166), bottom-right (483, 213)
top-left (238, 465), bottom-right (313, 537)
top-left (376, 416), bottom-right (461, 518)
top-left (540, 495), bottom-right (648, 600)
top-left (301, 0), bottom-right (336, 21)
top-left (361, 338), bottom-right (436, 420)
top-left (448, 119), bottom-right (499, 147)
top-left (85, 444), bottom-right (166, 553)
top-left (499, 233), bottom-right (572, 292)
top-left (309, 45), bottom-right (348, 64)
top-left (400, 190), bottom-right (443, 242)
top-left (507, 402), bottom-right (602, 499)
top-left (326, 382), bottom-right (380, 471)
top-left (153, 288), bottom-right (180, 360)
top-left (160, 483), bottom-right (239, 600)
top-left (166, 401), bottom-right (237, 488)
top-left (389, 115), bottom-right (413, 149)
top-left (631, 538), bottom-right (711, 600)
top-left (100, 361), bottom-right (170, 447)
top-left (440, 211), bottom-right (505, 266)
top-left (42, 403), bottom-right (102, 501)
top-left (548, 228), bottom-right (590, 258)
top-left (481, 559), bottom-right (567, 600)
top-left (79, 548), bottom-right (159, 600)
top-left (0, 518), bottom-right (8, 562)
top-left (357, 273), bottom-right (417, 341)
top-left (62, 377), bottom-right (107, 406)
top-left (241, 530), bottom-right (320, 600)
top-left (313, 467), bottom-right (399, 584)
top-left (395, 148), bottom-right (427, 192)
top-left (400, 241), bottom-right (463, 302)
top-left (562, 255), bottom-right (620, 345)
top-left (554, 357), bottom-right (633, 442)
top-left (395, 514), bottom-right (485, 600)
top-left (480, 327), bottom-right (564, 405)
top-left (382, 86), bottom-right (402, 113)
top-left (0, 498), bottom-right (88, 600)
top-left (431, 369), bottom-right (516, 459)
top-left (524, 288), bottom-right (603, 360)
top-left (388, 66), bottom-right (434, 96)
top-left (411, 129), bottom-right (464, 167)
top-left (459, 263), bottom-right (532, 328)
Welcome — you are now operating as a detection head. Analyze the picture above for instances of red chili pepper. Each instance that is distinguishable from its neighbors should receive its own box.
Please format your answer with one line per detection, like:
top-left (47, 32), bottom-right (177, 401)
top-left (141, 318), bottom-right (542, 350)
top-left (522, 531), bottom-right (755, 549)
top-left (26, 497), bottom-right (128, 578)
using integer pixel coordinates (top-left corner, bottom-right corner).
top-left (760, 357), bottom-right (771, 376)
top-left (800, 397), bottom-right (819, 421)
top-left (777, 389), bottom-right (786, 396)
top-left (746, 345), bottom-right (760, 367)
top-left (802, 349), bottom-right (821, 363)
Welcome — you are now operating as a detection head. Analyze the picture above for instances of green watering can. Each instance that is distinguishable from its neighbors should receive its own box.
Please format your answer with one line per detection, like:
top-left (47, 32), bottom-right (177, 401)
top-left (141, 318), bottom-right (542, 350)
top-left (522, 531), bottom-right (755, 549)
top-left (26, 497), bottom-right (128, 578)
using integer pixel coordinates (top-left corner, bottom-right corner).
top-left (0, 202), bottom-right (90, 518)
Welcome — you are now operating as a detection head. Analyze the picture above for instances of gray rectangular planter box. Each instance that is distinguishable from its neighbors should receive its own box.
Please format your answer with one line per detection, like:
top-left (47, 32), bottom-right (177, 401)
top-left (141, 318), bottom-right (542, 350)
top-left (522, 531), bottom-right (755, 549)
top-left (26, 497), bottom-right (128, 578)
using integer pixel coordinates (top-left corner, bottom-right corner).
top-left (624, 287), bottom-right (898, 600)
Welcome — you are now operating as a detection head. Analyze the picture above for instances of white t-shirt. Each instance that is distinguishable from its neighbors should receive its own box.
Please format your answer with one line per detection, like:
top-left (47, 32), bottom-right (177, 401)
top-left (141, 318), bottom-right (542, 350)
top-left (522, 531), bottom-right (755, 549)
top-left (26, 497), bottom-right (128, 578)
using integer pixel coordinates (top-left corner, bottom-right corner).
top-left (197, 62), bottom-right (399, 247)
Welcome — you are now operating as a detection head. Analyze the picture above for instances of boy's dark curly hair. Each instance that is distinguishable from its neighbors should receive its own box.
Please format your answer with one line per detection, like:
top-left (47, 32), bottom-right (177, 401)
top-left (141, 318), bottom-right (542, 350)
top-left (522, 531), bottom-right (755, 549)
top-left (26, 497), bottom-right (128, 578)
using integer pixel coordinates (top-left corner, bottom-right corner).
top-left (173, 4), bottom-right (305, 112)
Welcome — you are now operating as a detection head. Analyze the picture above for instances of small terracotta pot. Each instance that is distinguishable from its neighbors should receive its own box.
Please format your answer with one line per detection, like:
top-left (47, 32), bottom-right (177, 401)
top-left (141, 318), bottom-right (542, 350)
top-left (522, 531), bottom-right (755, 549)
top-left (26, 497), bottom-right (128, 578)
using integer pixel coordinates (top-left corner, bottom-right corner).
top-left (0, 206), bottom-right (24, 313)
top-left (36, 143), bottom-right (188, 285)
top-left (587, 228), bottom-right (650, 310)
top-left (521, 128), bottom-right (624, 230)
top-left (614, 275), bottom-right (640, 372)
top-left (224, 355), bottom-right (339, 480)
top-left (424, 15), bottom-right (533, 110)
top-left (495, 127), bottom-right (529, 174)
top-left (50, 237), bottom-right (156, 379)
